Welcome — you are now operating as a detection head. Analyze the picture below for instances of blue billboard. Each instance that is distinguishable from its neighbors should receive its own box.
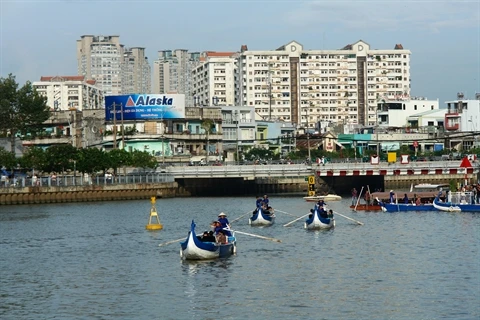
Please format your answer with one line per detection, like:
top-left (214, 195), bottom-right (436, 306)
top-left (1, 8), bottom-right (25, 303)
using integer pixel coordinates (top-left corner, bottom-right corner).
top-left (105, 94), bottom-right (185, 121)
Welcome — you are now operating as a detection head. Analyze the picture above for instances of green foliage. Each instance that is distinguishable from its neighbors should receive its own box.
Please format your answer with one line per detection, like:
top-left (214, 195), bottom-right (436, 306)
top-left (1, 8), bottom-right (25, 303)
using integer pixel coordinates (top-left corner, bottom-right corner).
top-left (77, 148), bottom-right (107, 174)
top-left (131, 150), bottom-right (157, 169)
top-left (244, 147), bottom-right (275, 161)
top-left (106, 149), bottom-right (132, 173)
top-left (44, 144), bottom-right (78, 172)
top-left (0, 74), bottom-right (50, 152)
top-left (0, 147), bottom-right (16, 168)
top-left (449, 180), bottom-right (458, 192)
top-left (20, 146), bottom-right (47, 171)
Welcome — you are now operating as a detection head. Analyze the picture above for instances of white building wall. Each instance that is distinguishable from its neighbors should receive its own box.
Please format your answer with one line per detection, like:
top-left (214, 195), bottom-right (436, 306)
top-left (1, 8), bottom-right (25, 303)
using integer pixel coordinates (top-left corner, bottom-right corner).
top-left (33, 78), bottom-right (104, 111)
top-left (380, 98), bottom-right (440, 127)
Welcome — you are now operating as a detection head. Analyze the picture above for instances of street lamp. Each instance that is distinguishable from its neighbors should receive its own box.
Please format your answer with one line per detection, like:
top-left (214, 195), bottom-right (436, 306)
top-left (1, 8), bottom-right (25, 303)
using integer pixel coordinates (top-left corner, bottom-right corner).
top-left (304, 107), bottom-right (311, 162)
top-left (235, 111), bottom-right (240, 163)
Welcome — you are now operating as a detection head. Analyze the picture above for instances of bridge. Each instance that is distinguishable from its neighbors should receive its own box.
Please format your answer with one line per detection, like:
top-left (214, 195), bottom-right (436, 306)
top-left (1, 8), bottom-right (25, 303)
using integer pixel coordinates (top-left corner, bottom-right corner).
top-left (165, 160), bottom-right (479, 179)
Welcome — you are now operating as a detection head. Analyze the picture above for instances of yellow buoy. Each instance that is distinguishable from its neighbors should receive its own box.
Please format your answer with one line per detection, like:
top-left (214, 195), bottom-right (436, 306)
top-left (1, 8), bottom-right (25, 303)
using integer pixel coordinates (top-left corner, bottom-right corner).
top-left (146, 196), bottom-right (163, 230)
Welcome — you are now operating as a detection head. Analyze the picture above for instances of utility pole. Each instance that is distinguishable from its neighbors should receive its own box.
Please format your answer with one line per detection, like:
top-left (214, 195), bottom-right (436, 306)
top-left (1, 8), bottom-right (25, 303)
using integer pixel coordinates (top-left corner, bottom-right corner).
top-left (112, 103), bottom-right (117, 149)
top-left (268, 63), bottom-right (272, 120)
top-left (376, 105), bottom-right (380, 156)
top-left (120, 103), bottom-right (124, 149)
top-left (236, 111), bottom-right (240, 163)
top-left (306, 108), bottom-right (311, 162)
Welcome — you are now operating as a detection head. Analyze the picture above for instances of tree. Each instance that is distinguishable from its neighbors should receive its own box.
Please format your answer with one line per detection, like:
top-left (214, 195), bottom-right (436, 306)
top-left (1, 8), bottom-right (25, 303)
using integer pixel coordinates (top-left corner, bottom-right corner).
top-left (44, 144), bottom-right (79, 173)
top-left (77, 147), bottom-right (107, 175)
top-left (20, 146), bottom-right (47, 172)
top-left (131, 150), bottom-right (157, 169)
top-left (0, 74), bottom-right (50, 153)
top-left (0, 147), bottom-right (16, 170)
top-left (106, 149), bottom-right (132, 175)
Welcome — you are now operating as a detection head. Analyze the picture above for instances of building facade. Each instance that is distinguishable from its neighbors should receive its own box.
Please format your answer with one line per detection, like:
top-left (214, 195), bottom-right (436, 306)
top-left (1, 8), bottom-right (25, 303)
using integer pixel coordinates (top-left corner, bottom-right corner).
top-left (192, 52), bottom-right (237, 107)
top-left (77, 35), bottom-right (151, 95)
top-left (33, 76), bottom-right (104, 111)
top-left (122, 47), bottom-right (151, 94)
top-left (377, 97), bottom-right (440, 128)
top-left (235, 40), bottom-right (411, 129)
top-left (152, 50), bottom-right (200, 107)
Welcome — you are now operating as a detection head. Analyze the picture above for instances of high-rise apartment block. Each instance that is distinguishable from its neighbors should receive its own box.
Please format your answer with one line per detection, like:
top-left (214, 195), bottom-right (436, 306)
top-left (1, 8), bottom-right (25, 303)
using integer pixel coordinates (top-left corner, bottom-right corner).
top-left (192, 52), bottom-right (236, 106)
top-left (122, 47), bottom-right (151, 94)
top-left (76, 35), bottom-right (151, 96)
top-left (152, 50), bottom-right (200, 107)
top-left (235, 40), bottom-right (411, 128)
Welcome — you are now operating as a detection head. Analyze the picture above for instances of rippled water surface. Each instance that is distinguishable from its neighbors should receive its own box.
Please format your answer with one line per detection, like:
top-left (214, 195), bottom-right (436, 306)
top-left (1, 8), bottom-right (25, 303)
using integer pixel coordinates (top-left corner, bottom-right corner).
top-left (1, 197), bottom-right (479, 319)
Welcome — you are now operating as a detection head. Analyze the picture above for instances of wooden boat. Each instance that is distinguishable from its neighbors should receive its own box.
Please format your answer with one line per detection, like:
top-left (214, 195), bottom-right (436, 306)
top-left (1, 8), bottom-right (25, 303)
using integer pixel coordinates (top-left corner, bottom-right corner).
top-left (349, 204), bottom-right (382, 211)
top-left (180, 220), bottom-right (236, 260)
top-left (304, 208), bottom-right (335, 230)
top-left (304, 194), bottom-right (342, 202)
top-left (249, 207), bottom-right (275, 226)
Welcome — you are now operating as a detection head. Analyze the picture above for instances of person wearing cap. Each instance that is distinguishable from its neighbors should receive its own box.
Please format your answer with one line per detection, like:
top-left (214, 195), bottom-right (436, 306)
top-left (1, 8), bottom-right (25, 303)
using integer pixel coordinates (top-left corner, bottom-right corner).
top-left (217, 213), bottom-right (232, 236)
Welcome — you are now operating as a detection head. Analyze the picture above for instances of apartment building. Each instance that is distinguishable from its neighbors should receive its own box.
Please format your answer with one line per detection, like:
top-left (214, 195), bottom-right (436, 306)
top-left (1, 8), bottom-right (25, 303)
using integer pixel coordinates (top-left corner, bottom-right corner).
top-left (192, 52), bottom-right (236, 107)
top-left (122, 47), bottom-right (151, 94)
top-left (152, 50), bottom-right (200, 107)
top-left (235, 40), bottom-right (411, 129)
top-left (77, 35), bottom-right (151, 95)
top-left (33, 76), bottom-right (104, 110)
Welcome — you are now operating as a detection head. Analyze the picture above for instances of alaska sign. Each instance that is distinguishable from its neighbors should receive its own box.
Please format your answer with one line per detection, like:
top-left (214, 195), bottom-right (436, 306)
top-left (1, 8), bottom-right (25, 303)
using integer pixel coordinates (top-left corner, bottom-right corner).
top-left (105, 94), bottom-right (185, 121)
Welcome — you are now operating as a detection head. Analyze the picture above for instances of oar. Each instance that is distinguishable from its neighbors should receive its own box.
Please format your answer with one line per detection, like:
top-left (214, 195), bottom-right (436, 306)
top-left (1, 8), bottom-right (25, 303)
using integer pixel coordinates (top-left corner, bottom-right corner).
top-left (283, 213), bottom-right (310, 227)
top-left (230, 210), bottom-right (252, 224)
top-left (232, 230), bottom-right (281, 243)
top-left (275, 209), bottom-right (299, 217)
top-left (158, 237), bottom-right (185, 247)
top-left (333, 211), bottom-right (364, 225)
top-left (354, 186), bottom-right (364, 211)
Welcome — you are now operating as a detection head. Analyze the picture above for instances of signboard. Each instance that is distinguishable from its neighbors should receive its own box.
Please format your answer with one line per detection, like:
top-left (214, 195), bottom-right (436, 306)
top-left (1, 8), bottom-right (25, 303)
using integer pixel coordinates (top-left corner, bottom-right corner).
top-left (308, 176), bottom-right (315, 184)
top-left (308, 184), bottom-right (315, 192)
top-left (105, 94), bottom-right (185, 121)
top-left (308, 191), bottom-right (315, 196)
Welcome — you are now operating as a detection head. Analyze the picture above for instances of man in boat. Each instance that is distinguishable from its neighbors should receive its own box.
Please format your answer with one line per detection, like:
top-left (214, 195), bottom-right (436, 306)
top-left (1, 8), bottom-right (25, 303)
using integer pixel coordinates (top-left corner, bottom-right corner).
top-left (403, 194), bottom-right (409, 204)
top-left (316, 199), bottom-right (326, 209)
top-left (364, 190), bottom-right (371, 205)
top-left (255, 195), bottom-right (263, 208)
top-left (389, 190), bottom-right (395, 203)
top-left (263, 195), bottom-right (270, 208)
top-left (351, 188), bottom-right (358, 206)
top-left (327, 209), bottom-right (334, 218)
top-left (217, 213), bottom-right (232, 236)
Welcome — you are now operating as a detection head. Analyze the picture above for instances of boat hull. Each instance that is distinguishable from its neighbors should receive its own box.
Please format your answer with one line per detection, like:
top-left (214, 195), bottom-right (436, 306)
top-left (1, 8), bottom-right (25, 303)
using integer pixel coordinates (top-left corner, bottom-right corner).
top-left (180, 221), bottom-right (236, 260)
top-left (304, 194), bottom-right (342, 202)
top-left (249, 208), bottom-right (275, 226)
top-left (304, 209), bottom-right (335, 230)
top-left (381, 203), bottom-right (436, 212)
top-left (349, 204), bottom-right (382, 211)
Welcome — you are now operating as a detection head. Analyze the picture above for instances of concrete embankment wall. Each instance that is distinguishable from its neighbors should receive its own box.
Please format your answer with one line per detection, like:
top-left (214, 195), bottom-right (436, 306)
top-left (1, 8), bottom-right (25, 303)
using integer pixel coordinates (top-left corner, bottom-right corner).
top-left (0, 183), bottom-right (177, 205)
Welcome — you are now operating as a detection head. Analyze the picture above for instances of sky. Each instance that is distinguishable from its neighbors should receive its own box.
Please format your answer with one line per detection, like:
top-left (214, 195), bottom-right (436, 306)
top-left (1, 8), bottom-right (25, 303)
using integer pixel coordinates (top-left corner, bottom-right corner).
top-left (1, 0), bottom-right (479, 105)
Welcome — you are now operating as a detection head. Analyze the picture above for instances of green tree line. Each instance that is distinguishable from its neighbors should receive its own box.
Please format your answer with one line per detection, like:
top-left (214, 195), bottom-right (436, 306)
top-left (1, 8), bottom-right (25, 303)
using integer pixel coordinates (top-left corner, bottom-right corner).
top-left (0, 145), bottom-right (157, 176)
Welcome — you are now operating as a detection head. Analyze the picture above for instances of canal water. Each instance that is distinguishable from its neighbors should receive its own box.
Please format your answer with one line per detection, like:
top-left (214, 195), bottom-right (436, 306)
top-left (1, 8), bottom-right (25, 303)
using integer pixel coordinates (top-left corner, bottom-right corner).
top-left (1, 197), bottom-right (478, 319)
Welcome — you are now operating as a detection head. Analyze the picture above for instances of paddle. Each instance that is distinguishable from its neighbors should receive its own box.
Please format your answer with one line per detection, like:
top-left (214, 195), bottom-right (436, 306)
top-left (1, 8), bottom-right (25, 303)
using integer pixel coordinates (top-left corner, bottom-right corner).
top-left (283, 213), bottom-right (310, 227)
top-left (158, 237), bottom-right (185, 247)
top-left (232, 230), bottom-right (282, 243)
top-left (275, 209), bottom-right (299, 217)
top-left (332, 211), bottom-right (364, 225)
top-left (230, 210), bottom-right (253, 224)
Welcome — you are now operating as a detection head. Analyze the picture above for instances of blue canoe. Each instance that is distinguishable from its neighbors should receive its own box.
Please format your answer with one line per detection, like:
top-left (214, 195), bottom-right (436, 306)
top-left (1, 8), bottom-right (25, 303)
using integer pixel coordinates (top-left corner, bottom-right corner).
top-left (304, 209), bottom-right (335, 229)
top-left (249, 207), bottom-right (275, 226)
top-left (180, 220), bottom-right (236, 260)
